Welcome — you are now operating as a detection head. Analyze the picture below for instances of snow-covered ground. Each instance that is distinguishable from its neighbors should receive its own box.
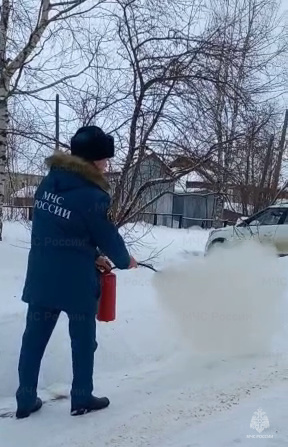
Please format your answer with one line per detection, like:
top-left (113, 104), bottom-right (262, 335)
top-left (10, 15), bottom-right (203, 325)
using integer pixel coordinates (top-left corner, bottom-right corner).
top-left (1, 221), bottom-right (288, 447)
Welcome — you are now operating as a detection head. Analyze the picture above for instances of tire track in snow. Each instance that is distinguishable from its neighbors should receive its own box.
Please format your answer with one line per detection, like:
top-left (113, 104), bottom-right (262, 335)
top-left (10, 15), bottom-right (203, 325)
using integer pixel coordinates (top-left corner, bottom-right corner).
top-left (102, 360), bottom-right (288, 447)
top-left (1, 351), bottom-right (288, 447)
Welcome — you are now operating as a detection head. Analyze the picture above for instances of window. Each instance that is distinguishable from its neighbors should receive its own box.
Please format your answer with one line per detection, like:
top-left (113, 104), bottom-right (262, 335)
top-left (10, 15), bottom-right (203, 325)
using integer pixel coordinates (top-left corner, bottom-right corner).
top-left (280, 210), bottom-right (288, 224)
top-left (248, 208), bottom-right (285, 226)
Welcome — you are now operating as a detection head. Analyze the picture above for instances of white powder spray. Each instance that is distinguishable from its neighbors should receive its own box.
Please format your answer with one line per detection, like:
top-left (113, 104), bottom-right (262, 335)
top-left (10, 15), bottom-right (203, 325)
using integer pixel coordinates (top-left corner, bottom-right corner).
top-left (153, 241), bottom-right (287, 356)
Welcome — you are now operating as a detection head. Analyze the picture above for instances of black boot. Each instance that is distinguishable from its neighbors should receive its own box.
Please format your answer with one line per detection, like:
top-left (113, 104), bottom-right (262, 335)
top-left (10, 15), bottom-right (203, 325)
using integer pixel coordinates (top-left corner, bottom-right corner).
top-left (71, 396), bottom-right (110, 416)
top-left (16, 397), bottom-right (43, 419)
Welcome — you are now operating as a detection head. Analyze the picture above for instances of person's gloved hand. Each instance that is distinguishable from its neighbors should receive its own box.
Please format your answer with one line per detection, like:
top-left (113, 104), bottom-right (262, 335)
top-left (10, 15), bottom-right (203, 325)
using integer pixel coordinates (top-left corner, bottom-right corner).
top-left (128, 256), bottom-right (138, 269)
top-left (95, 256), bottom-right (112, 272)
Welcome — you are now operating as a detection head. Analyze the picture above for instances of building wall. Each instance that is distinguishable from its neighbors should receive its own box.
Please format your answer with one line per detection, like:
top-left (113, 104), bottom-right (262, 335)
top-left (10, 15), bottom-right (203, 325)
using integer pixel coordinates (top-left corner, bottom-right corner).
top-left (4, 172), bottom-right (44, 205)
top-left (184, 194), bottom-right (215, 228)
top-left (172, 193), bottom-right (216, 228)
top-left (136, 191), bottom-right (218, 229)
top-left (152, 193), bottom-right (174, 226)
top-left (127, 156), bottom-right (174, 214)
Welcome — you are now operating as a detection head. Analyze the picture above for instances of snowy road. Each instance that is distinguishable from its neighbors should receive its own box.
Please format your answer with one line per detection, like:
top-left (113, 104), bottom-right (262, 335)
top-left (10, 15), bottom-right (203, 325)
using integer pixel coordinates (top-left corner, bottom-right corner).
top-left (1, 222), bottom-right (288, 446)
top-left (2, 351), bottom-right (288, 447)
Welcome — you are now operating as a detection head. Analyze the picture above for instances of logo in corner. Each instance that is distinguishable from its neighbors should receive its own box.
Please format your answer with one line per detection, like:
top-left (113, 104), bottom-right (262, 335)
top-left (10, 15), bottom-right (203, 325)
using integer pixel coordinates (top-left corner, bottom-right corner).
top-left (250, 408), bottom-right (270, 434)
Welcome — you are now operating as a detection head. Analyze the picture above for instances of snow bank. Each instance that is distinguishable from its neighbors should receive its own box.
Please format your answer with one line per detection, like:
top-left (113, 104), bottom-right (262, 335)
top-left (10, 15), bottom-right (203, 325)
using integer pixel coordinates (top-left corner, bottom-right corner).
top-left (153, 241), bottom-right (287, 356)
top-left (122, 222), bottom-right (209, 263)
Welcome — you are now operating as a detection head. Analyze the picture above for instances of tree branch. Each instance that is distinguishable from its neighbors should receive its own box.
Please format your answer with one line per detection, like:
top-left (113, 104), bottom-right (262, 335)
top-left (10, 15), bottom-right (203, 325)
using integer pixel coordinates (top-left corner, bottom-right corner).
top-left (5, 0), bottom-right (51, 78)
top-left (11, 53), bottom-right (96, 96)
top-left (5, 0), bottom-right (104, 80)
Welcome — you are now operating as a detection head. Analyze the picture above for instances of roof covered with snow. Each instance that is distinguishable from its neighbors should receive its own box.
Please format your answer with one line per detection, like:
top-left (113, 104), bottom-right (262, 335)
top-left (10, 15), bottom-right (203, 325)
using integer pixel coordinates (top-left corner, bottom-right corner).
top-left (174, 171), bottom-right (207, 192)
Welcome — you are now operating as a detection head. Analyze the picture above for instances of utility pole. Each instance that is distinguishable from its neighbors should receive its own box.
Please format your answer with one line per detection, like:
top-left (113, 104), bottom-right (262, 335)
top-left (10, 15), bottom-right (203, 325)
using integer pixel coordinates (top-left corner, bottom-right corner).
top-left (255, 134), bottom-right (274, 211)
top-left (272, 109), bottom-right (288, 195)
top-left (55, 94), bottom-right (60, 151)
top-left (271, 110), bottom-right (288, 205)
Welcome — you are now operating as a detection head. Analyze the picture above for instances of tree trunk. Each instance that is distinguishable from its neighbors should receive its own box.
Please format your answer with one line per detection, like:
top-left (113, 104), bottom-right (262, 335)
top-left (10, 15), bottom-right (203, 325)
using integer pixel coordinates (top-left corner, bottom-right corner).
top-left (0, 87), bottom-right (8, 241)
top-left (213, 193), bottom-right (224, 228)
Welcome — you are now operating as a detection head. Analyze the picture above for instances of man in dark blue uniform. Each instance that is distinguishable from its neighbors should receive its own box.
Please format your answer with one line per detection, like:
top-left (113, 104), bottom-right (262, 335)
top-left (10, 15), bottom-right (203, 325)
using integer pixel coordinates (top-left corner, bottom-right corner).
top-left (16, 126), bottom-right (137, 419)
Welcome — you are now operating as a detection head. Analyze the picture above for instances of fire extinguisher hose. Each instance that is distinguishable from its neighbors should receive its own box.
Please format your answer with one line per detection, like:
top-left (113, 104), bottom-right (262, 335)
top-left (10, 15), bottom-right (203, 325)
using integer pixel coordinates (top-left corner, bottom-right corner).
top-left (136, 262), bottom-right (158, 272)
top-left (111, 262), bottom-right (158, 272)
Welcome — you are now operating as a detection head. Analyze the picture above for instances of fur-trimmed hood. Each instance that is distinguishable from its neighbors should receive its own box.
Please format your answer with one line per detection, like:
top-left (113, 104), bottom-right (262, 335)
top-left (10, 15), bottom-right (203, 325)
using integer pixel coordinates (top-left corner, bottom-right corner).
top-left (45, 151), bottom-right (110, 192)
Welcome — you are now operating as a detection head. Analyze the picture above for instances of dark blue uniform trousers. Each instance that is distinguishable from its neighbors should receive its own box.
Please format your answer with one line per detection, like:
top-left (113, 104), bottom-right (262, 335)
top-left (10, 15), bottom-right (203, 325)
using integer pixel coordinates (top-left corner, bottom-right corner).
top-left (16, 304), bottom-right (97, 410)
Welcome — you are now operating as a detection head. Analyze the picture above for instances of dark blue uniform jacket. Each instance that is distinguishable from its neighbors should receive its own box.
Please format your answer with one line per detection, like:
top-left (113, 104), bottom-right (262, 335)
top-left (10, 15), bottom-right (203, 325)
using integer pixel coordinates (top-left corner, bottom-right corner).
top-left (22, 152), bottom-right (130, 314)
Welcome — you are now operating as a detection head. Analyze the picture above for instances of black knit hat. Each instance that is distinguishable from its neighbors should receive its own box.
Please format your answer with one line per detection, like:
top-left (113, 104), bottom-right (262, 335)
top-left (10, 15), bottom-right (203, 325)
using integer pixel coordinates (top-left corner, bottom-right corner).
top-left (70, 126), bottom-right (114, 161)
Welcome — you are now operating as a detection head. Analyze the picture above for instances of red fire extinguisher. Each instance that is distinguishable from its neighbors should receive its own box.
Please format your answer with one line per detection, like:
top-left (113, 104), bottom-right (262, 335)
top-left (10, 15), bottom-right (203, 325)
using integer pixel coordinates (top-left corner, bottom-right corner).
top-left (97, 271), bottom-right (117, 322)
top-left (96, 262), bottom-right (156, 322)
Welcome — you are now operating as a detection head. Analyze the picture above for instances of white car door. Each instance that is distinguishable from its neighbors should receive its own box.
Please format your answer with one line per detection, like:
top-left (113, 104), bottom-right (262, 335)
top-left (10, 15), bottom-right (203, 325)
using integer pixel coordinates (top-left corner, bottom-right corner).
top-left (232, 220), bottom-right (261, 242)
top-left (272, 209), bottom-right (288, 255)
top-left (235, 208), bottom-right (285, 249)
top-left (248, 208), bottom-right (286, 251)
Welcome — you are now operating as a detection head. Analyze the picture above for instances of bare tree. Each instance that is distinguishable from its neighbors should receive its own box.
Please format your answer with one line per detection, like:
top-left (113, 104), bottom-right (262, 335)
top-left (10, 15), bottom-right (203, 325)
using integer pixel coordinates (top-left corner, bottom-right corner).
top-left (229, 104), bottom-right (281, 214)
top-left (68, 0), bottom-right (258, 227)
top-left (177, 0), bottom-right (288, 217)
top-left (3, 0), bottom-right (286, 233)
top-left (0, 0), bottom-right (106, 239)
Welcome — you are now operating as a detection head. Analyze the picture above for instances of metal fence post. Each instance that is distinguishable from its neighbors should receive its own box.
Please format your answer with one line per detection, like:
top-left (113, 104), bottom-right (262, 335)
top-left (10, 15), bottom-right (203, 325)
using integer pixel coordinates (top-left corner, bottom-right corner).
top-left (153, 213), bottom-right (158, 225)
top-left (28, 207), bottom-right (33, 221)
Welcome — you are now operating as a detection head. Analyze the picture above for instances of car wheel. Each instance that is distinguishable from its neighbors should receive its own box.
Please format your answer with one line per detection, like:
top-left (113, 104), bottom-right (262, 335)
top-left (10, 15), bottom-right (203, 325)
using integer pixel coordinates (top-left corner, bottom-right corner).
top-left (207, 239), bottom-right (226, 254)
